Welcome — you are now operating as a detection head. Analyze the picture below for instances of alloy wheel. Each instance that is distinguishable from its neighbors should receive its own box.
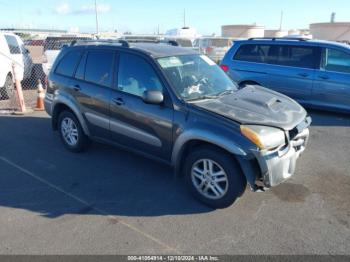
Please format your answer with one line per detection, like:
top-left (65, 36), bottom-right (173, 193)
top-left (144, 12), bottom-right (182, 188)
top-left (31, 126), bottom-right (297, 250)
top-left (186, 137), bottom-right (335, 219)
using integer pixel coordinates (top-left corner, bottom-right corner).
top-left (61, 117), bottom-right (79, 146)
top-left (191, 159), bottom-right (229, 200)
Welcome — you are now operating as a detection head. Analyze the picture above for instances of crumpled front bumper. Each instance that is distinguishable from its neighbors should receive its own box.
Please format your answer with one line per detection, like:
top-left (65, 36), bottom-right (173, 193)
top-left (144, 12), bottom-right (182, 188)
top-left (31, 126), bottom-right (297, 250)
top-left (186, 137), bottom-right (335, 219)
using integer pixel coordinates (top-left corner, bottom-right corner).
top-left (255, 127), bottom-right (310, 187)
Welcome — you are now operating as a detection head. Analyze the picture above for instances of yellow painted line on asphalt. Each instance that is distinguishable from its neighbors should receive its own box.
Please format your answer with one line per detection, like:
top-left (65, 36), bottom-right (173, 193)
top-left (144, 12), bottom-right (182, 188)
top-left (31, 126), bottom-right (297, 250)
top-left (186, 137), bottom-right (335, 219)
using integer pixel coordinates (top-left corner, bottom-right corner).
top-left (0, 156), bottom-right (178, 253)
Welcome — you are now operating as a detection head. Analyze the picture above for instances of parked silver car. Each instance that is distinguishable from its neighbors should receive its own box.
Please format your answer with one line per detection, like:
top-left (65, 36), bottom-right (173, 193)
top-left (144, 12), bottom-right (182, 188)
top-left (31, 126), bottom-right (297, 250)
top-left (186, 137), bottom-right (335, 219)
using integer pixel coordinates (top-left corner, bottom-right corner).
top-left (194, 37), bottom-right (234, 63)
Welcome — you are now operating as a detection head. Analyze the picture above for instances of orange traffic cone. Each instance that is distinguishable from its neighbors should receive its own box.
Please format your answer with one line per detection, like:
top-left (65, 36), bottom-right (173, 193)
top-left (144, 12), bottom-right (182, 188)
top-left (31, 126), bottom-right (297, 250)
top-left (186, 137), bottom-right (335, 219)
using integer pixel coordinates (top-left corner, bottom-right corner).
top-left (34, 79), bottom-right (45, 111)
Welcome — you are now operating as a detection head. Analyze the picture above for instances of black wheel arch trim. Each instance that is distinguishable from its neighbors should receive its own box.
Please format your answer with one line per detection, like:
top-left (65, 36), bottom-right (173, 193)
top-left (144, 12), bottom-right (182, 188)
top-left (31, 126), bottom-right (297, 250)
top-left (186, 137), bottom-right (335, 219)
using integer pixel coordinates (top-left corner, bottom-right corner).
top-left (52, 97), bottom-right (90, 136)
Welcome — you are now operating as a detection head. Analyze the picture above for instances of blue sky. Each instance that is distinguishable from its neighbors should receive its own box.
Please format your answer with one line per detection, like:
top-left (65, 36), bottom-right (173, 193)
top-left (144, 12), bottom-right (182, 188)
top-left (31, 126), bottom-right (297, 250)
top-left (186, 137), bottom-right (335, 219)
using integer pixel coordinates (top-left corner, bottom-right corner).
top-left (0, 0), bottom-right (349, 34)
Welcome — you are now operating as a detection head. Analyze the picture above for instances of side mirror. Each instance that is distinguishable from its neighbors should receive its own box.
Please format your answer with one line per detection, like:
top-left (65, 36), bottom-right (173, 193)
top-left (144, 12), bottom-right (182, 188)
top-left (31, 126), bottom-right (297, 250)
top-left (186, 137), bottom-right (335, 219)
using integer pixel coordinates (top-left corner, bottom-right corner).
top-left (142, 90), bottom-right (164, 105)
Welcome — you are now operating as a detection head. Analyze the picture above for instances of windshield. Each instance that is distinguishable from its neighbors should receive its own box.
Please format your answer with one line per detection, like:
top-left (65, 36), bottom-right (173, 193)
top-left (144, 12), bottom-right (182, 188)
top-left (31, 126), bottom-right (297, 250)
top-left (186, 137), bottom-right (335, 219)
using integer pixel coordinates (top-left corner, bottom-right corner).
top-left (210, 39), bottom-right (231, 47)
top-left (174, 39), bottom-right (193, 47)
top-left (157, 54), bottom-right (238, 101)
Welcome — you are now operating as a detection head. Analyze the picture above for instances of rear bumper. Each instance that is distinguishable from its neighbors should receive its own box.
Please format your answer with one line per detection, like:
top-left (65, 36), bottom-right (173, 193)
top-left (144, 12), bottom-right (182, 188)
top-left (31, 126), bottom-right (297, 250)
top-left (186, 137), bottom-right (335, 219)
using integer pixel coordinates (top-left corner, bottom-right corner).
top-left (255, 128), bottom-right (310, 187)
top-left (44, 95), bottom-right (53, 116)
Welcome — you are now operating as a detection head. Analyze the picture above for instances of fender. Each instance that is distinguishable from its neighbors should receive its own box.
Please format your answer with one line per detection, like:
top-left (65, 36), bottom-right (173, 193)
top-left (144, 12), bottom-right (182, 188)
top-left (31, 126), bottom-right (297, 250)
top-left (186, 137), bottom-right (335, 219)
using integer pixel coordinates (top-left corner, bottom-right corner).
top-left (171, 129), bottom-right (263, 187)
top-left (52, 94), bottom-right (91, 136)
top-left (171, 129), bottom-right (247, 168)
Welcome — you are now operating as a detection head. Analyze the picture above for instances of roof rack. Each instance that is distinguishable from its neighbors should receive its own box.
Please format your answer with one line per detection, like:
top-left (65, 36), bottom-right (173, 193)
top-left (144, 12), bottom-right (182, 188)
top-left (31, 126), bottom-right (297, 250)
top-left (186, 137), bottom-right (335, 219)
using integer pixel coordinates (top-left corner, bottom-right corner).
top-left (123, 38), bottom-right (179, 46)
top-left (70, 39), bottom-right (130, 48)
top-left (69, 38), bottom-right (180, 49)
top-left (248, 37), bottom-right (309, 41)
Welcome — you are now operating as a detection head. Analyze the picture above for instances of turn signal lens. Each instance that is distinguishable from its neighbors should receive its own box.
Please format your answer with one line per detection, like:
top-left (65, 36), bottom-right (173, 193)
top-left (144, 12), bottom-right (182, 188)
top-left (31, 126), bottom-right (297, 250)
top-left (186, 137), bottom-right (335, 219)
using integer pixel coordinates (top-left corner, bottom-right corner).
top-left (240, 126), bottom-right (265, 149)
top-left (240, 125), bottom-right (286, 150)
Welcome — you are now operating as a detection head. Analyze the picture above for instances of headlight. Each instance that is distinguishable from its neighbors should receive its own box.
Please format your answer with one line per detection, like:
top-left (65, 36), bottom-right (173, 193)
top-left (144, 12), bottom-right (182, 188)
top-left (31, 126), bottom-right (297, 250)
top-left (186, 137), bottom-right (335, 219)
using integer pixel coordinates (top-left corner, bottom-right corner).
top-left (240, 125), bottom-right (286, 150)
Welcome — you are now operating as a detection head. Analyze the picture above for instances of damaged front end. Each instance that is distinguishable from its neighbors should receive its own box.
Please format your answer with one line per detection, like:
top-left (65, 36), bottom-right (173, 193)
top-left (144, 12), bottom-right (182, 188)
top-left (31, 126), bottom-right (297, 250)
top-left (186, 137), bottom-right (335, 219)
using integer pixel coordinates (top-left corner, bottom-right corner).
top-left (242, 116), bottom-right (312, 191)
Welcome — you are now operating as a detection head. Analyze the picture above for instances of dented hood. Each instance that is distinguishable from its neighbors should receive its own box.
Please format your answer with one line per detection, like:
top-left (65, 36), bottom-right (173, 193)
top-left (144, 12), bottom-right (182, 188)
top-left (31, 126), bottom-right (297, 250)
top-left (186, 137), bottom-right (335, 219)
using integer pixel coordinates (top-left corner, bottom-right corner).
top-left (191, 85), bottom-right (307, 131)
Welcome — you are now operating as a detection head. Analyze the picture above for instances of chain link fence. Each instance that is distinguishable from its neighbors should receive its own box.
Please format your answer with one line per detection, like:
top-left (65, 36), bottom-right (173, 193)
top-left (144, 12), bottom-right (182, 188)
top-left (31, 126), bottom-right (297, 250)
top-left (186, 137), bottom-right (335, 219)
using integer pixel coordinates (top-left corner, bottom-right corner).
top-left (0, 36), bottom-right (46, 114)
top-left (0, 35), bottom-right (91, 114)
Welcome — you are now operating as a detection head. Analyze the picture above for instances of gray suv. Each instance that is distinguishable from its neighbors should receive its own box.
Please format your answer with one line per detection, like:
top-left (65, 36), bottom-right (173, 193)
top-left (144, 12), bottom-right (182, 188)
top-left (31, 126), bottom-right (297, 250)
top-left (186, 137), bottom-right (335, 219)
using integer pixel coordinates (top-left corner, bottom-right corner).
top-left (45, 40), bottom-right (311, 208)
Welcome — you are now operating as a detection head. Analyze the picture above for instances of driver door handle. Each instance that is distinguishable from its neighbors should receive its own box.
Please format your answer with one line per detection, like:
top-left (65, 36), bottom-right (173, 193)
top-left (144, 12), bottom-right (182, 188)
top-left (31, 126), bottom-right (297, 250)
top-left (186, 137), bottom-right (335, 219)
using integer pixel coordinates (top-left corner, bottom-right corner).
top-left (112, 97), bottom-right (124, 106)
top-left (72, 84), bottom-right (81, 92)
top-left (298, 73), bottom-right (309, 78)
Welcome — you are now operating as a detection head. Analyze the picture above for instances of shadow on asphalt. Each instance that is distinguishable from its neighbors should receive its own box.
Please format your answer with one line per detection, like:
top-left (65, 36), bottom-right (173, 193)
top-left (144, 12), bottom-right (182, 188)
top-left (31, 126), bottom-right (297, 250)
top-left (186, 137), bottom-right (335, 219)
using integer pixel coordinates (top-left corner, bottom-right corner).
top-left (307, 109), bottom-right (350, 127)
top-left (0, 116), bottom-right (213, 218)
top-left (0, 109), bottom-right (349, 219)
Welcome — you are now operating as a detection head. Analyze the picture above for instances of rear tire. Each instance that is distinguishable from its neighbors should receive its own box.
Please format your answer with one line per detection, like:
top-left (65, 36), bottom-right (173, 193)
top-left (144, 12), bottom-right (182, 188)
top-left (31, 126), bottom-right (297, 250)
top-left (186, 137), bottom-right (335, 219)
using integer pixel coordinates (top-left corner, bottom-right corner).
top-left (184, 146), bottom-right (247, 208)
top-left (58, 110), bottom-right (90, 153)
top-left (1, 75), bottom-right (14, 100)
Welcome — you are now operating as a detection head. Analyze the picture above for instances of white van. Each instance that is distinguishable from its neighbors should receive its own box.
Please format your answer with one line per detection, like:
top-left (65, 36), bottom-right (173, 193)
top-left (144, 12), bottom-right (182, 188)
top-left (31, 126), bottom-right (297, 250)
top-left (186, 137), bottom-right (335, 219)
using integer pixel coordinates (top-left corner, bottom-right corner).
top-left (0, 33), bottom-right (33, 99)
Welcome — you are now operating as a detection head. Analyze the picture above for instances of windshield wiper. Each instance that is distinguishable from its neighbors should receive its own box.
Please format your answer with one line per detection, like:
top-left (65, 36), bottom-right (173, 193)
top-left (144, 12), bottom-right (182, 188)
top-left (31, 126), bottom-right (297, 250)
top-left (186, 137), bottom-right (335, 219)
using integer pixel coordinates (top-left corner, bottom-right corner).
top-left (186, 95), bottom-right (219, 102)
top-left (217, 89), bottom-right (235, 97)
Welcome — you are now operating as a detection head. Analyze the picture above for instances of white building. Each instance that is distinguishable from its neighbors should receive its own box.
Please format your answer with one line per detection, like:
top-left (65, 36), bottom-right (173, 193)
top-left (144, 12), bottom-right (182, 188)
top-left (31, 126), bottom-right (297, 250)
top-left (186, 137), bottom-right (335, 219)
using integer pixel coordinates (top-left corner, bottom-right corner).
top-left (221, 24), bottom-right (265, 38)
top-left (264, 30), bottom-right (288, 38)
top-left (165, 27), bottom-right (201, 41)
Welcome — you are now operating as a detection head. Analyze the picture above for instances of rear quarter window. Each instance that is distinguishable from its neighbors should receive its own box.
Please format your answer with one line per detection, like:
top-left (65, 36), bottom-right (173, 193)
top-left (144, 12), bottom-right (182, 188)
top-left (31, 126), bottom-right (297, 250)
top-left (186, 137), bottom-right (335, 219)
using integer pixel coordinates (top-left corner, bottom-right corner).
top-left (234, 43), bottom-right (319, 69)
top-left (55, 51), bottom-right (82, 77)
top-left (233, 44), bottom-right (271, 63)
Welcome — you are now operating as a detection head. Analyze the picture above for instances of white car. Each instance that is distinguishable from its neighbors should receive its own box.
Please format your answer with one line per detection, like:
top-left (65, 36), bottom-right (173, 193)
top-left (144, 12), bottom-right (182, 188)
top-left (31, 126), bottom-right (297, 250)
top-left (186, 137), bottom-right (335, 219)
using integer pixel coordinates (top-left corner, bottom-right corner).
top-left (0, 32), bottom-right (33, 99)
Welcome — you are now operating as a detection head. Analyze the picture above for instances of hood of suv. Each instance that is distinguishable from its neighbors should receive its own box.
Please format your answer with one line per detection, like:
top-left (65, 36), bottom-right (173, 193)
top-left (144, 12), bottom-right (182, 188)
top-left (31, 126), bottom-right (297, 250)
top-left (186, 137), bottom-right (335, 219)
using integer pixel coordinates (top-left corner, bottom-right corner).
top-left (191, 85), bottom-right (307, 131)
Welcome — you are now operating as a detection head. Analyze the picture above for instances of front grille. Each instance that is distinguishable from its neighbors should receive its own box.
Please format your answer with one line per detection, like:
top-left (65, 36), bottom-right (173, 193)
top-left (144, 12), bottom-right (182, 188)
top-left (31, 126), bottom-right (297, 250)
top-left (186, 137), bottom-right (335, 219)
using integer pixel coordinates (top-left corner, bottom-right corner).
top-left (289, 127), bottom-right (299, 141)
top-left (289, 116), bottom-right (312, 141)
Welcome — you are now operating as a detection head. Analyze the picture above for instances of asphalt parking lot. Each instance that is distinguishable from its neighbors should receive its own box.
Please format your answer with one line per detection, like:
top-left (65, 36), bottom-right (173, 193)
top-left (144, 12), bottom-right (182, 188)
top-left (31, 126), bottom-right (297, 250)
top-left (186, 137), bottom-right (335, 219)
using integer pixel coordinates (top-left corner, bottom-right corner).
top-left (0, 110), bottom-right (349, 255)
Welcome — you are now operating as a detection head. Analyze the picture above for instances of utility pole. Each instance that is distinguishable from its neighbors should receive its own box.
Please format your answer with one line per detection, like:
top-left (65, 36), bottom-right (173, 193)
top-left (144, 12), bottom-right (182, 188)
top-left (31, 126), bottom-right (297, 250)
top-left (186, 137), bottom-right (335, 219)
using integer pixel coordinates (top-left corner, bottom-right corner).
top-left (95, 0), bottom-right (99, 35)
top-left (183, 8), bottom-right (186, 28)
top-left (279, 10), bottom-right (284, 31)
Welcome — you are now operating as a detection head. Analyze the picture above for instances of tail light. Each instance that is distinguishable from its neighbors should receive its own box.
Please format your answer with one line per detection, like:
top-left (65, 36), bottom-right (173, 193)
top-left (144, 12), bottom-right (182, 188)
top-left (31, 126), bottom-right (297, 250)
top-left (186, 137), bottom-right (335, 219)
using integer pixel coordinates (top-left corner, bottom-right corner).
top-left (220, 64), bottom-right (229, 72)
top-left (205, 47), bottom-right (213, 54)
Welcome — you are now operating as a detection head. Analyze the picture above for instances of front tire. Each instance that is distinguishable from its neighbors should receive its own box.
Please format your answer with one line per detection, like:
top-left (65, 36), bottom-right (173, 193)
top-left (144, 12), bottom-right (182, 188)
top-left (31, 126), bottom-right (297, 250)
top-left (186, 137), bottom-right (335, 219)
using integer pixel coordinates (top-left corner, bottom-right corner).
top-left (185, 146), bottom-right (247, 208)
top-left (58, 111), bottom-right (90, 153)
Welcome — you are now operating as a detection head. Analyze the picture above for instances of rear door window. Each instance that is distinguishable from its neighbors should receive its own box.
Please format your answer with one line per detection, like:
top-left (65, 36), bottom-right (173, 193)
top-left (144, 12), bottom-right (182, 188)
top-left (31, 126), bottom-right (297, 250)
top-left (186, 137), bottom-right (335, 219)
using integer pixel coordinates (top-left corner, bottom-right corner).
top-left (85, 51), bottom-right (114, 87)
top-left (321, 48), bottom-right (350, 74)
top-left (272, 45), bottom-right (318, 69)
top-left (5, 35), bottom-right (21, 54)
top-left (55, 51), bottom-right (82, 77)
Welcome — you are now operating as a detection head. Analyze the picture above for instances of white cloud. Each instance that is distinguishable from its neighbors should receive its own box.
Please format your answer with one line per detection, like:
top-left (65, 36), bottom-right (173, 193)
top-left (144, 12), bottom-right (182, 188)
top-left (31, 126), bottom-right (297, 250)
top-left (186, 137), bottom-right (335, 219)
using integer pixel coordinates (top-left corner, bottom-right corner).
top-left (69, 26), bottom-right (80, 33)
top-left (54, 3), bottom-right (111, 15)
top-left (55, 3), bottom-right (70, 15)
top-left (80, 3), bottom-right (111, 14)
